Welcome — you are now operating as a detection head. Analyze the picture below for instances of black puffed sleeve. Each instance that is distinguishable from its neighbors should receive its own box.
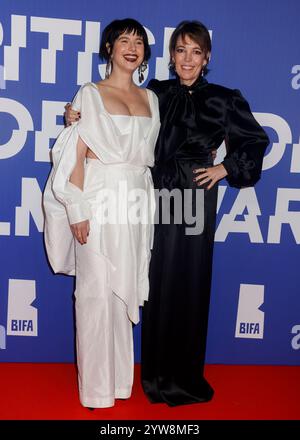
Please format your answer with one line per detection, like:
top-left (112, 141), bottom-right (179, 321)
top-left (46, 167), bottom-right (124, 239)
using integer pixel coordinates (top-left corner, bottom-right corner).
top-left (222, 90), bottom-right (269, 188)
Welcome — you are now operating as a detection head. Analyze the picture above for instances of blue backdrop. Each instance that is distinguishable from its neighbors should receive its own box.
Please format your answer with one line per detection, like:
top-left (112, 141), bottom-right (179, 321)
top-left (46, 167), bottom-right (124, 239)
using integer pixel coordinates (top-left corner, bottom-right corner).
top-left (0, 0), bottom-right (299, 365)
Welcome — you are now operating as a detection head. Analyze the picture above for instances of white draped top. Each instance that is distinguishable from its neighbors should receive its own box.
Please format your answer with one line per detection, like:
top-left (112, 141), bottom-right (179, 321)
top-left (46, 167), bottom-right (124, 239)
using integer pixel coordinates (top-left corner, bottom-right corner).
top-left (43, 82), bottom-right (161, 323)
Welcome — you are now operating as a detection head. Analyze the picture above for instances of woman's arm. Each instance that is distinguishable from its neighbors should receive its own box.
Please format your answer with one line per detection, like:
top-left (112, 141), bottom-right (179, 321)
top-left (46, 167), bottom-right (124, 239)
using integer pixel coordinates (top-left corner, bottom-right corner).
top-left (220, 90), bottom-right (269, 187)
top-left (69, 137), bottom-right (90, 245)
top-left (194, 89), bottom-right (269, 189)
top-left (69, 136), bottom-right (87, 190)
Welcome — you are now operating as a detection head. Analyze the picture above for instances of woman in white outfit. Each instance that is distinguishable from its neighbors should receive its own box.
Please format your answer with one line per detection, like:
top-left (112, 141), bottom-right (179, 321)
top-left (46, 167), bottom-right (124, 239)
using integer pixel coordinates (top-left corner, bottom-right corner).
top-left (43, 18), bottom-right (160, 409)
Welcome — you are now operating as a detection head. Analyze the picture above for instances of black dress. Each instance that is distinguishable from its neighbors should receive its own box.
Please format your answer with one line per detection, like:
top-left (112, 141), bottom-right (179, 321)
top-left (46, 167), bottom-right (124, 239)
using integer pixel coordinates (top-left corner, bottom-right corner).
top-left (141, 76), bottom-right (269, 406)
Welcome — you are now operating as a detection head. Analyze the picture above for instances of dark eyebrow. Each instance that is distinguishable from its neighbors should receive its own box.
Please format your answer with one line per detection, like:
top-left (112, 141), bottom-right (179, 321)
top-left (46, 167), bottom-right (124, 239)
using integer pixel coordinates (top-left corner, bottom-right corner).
top-left (118, 35), bottom-right (143, 41)
top-left (176, 44), bottom-right (202, 50)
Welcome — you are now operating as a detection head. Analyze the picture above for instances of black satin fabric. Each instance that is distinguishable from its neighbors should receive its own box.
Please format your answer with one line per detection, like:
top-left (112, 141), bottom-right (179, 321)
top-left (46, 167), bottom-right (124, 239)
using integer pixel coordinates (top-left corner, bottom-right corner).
top-left (141, 76), bottom-right (269, 406)
top-left (150, 76), bottom-right (269, 187)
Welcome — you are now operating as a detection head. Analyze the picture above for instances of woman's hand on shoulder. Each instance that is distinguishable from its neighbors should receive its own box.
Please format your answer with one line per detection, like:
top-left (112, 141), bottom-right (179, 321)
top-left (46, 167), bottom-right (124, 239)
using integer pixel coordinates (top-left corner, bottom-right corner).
top-left (70, 220), bottom-right (90, 245)
top-left (193, 164), bottom-right (228, 190)
top-left (64, 103), bottom-right (81, 127)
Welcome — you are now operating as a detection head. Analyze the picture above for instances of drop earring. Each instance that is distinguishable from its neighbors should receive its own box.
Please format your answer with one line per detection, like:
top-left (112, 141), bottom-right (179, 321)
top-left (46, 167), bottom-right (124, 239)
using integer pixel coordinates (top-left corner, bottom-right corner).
top-left (105, 57), bottom-right (112, 79)
top-left (138, 61), bottom-right (147, 83)
top-left (168, 59), bottom-right (176, 74)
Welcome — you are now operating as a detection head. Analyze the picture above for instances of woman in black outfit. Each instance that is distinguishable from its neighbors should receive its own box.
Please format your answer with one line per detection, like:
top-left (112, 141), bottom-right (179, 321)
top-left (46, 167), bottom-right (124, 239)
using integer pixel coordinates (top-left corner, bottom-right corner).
top-left (141, 20), bottom-right (269, 406)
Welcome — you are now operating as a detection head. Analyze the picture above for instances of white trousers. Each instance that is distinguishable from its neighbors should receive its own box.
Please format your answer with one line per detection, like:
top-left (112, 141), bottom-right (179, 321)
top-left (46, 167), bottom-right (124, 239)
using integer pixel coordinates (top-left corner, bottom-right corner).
top-left (74, 218), bottom-right (134, 408)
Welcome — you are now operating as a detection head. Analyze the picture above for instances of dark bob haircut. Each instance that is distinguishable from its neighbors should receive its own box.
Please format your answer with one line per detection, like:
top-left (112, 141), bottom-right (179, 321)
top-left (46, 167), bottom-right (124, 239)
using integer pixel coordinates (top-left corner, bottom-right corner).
top-left (99, 18), bottom-right (151, 63)
top-left (169, 20), bottom-right (211, 76)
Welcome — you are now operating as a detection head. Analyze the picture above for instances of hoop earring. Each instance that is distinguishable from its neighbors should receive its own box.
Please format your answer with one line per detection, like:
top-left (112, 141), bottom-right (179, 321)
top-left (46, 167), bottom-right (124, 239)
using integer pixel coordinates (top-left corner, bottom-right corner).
top-left (105, 58), bottom-right (112, 79)
top-left (138, 61), bottom-right (147, 83)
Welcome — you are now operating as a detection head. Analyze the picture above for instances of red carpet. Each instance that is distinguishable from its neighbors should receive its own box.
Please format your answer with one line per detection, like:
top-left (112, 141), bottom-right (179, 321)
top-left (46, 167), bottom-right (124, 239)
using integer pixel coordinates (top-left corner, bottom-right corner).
top-left (0, 363), bottom-right (299, 420)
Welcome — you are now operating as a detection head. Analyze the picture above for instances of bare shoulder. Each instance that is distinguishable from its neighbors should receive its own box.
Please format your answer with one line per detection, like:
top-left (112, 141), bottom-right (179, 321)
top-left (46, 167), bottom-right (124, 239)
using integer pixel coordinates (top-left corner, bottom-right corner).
top-left (94, 80), bottom-right (109, 91)
top-left (137, 86), bottom-right (148, 95)
top-left (136, 86), bottom-right (150, 103)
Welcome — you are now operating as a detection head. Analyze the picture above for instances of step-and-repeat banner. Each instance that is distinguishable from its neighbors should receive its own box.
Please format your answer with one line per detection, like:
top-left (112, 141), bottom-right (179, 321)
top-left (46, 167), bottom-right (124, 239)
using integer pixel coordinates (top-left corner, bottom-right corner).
top-left (0, 0), bottom-right (299, 364)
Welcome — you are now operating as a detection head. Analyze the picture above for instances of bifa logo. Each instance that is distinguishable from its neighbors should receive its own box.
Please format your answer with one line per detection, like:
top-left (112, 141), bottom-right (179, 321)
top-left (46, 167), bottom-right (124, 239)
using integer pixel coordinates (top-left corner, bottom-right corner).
top-left (235, 284), bottom-right (265, 339)
top-left (6, 279), bottom-right (38, 336)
